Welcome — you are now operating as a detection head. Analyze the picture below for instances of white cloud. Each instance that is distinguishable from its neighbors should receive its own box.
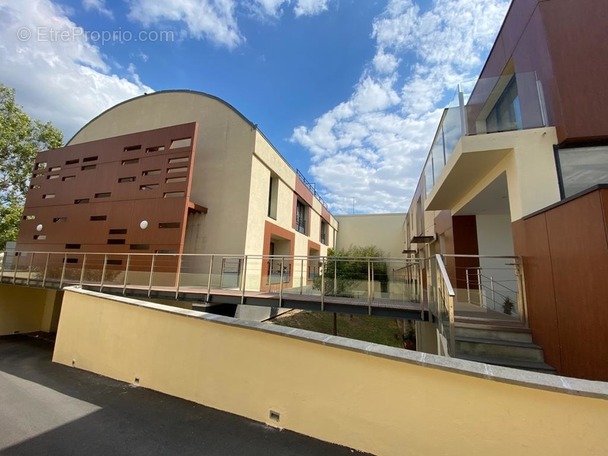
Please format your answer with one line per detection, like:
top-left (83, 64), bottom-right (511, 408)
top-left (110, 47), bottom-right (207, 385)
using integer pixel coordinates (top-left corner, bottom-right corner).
top-left (252, 0), bottom-right (290, 18)
top-left (82, 0), bottom-right (114, 19)
top-left (292, 0), bottom-right (510, 214)
top-left (127, 0), bottom-right (244, 49)
top-left (294, 0), bottom-right (331, 17)
top-left (0, 0), bottom-right (151, 139)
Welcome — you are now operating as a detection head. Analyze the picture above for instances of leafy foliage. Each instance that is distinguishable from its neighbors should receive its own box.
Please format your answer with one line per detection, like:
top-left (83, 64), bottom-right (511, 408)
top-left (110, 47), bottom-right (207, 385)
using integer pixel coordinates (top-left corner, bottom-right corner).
top-left (0, 84), bottom-right (63, 248)
top-left (314, 245), bottom-right (388, 296)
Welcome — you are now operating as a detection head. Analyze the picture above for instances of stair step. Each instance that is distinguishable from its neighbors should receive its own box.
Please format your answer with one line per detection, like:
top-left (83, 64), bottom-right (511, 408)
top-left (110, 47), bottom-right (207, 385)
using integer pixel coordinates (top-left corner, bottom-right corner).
top-left (454, 325), bottom-right (533, 343)
top-left (457, 354), bottom-right (557, 374)
top-left (455, 336), bottom-right (544, 362)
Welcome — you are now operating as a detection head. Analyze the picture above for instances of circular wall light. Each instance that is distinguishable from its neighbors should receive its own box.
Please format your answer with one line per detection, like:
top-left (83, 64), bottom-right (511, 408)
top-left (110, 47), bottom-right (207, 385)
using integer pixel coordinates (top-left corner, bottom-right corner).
top-left (36, 224), bottom-right (43, 232)
top-left (140, 220), bottom-right (149, 230)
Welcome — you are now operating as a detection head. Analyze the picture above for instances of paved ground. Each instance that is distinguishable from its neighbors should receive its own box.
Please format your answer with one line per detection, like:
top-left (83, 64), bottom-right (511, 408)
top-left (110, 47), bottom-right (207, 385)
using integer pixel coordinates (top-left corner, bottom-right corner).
top-left (0, 335), bottom-right (369, 455)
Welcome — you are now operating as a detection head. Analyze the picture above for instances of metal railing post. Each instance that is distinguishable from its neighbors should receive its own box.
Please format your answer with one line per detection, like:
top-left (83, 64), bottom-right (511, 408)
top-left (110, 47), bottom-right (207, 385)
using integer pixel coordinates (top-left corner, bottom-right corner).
top-left (79, 253), bottom-right (87, 287)
top-left (122, 254), bottom-right (131, 295)
top-left (175, 254), bottom-right (182, 299)
top-left (515, 258), bottom-right (528, 325)
top-left (147, 253), bottom-right (156, 297)
top-left (0, 250), bottom-right (5, 282)
top-left (42, 253), bottom-right (50, 288)
top-left (279, 256), bottom-right (284, 307)
top-left (333, 259), bottom-right (337, 295)
top-left (367, 258), bottom-right (372, 315)
top-left (59, 253), bottom-right (67, 288)
top-left (466, 269), bottom-right (471, 304)
top-left (100, 254), bottom-right (107, 292)
top-left (490, 275), bottom-right (495, 312)
top-left (27, 253), bottom-right (35, 286)
top-left (240, 255), bottom-right (247, 305)
top-left (12, 253), bottom-right (20, 284)
top-left (300, 258), bottom-right (304, 294)
top-left (320, 258), bottom-right (325, 311)
top-left (477, 268), bottom-right (483, 308)
top-left (206, 255), bottom-right (214, 300)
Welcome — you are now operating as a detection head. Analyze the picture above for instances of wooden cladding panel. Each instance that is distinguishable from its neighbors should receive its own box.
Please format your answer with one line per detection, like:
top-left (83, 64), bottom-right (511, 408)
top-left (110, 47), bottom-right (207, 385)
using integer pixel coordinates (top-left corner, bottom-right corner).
top-left (514, 188), bottom-right (608, 380)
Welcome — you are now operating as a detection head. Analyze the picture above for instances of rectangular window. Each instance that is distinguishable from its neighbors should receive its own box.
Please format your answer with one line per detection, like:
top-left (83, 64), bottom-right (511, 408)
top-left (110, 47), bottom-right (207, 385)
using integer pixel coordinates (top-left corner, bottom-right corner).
top-left (53, 217), bottom-right (67, 223)
top-left (170, 138), bottom-right (192, 149)
top-left (159, 222), bottom-right (180, 229)
top-left (23, 215), bottom-right (36, 221)
top-left (146, 146), bottom-right (165, 153)
top-left (109, 229), bottom-right (127, 235)
top-left (130, 244), bottom-right (150, 250)
top-left (49, 166), bottom-right (61, 172)
top-left (95, 192), bottom-right (111, 198)
top-left (165, 177), bottom-right (186, 184)
top-left (124, 145), bottom-right (141, 152)
top-left (81, 165), bottom-right (96, 171)
top-left (74, 198), bottom-right (89, 204)
top-left (320, 220), bottom-right (328, 245)
top-left (485, 76), bottom-right (522, 133)
top-left (142, 169), bottom-right (161, 176)
top-left (43, 194), bottom-right (55, 199)
top-left (62, 175), bottom-right (76, 181)
top-left (268, 175), bottom-right (278, 219)
top-left (64, 258), bottom-right (79, 264)
top-left (296, 200), bottom-right (308, 235)
top-left (90, 215), bottom-right (107, 221)
top-left (47, 174), bottom-right (59, 180)
top-left (65, 159), bottom-right (79, 165)
top-left (83, 156), bottom-right (98, 162)
top-left (118, 176), bottom-right (136, 183)
top-left (140, 184), bottom-right (159, 191)
top-left (168, 157), bottom-right (189, 164)
top-left (65, 244), bottom-right (81, 249)
top-left (556, 145), bottom-right (608, 198)
top-left (167, 166), bottom-right (188, 174)
top-left (122, 159), bottom-right (139, 165)
top-left (163, 191), bottom-right (185, 198)
top-left (106, 259), bottom-right (123, 266)
top-left (35, 162), bottom-right (47, 170)
top-left (34, 235), bottom-right (46, 240)
top-left (30, 184), bottom-right (41, 190)
top-left (107, 239), bottom-right (126, 245)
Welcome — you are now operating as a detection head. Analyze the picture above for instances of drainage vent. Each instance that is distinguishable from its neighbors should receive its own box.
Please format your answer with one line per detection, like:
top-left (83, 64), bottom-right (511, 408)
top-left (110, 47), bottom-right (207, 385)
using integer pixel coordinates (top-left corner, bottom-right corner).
top-left (269, 410), bottom-right (280, 422)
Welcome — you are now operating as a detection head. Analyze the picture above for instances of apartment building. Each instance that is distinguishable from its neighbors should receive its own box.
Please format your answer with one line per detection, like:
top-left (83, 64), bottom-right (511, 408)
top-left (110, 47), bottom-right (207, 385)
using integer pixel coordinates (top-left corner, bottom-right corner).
top-left (404, 0), bottom-right (608, 380)
top-left (16, 90), bottom-right (338, 319)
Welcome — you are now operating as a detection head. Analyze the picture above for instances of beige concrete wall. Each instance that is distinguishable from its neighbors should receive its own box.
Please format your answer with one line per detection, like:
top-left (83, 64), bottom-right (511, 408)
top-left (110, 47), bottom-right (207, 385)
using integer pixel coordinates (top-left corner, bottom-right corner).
top-left (336, 213), bottom-right (406, 257)
top-left (0, 284), bottom-right (61, 335)
top-left (54, 288), bottom-right (608, 456)
top-left (435, 128), bottom-right (561, 221)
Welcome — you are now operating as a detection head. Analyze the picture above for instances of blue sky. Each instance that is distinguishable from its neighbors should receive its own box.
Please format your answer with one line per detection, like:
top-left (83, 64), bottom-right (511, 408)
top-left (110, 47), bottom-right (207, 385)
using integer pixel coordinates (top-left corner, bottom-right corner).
top-left (0, 0), bottom-right (510, 214)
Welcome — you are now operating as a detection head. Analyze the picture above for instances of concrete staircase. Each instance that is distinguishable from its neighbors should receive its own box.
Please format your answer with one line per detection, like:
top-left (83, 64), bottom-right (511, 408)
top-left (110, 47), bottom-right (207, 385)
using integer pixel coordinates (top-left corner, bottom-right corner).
top-left (453, 322), bottom-right (556, 374)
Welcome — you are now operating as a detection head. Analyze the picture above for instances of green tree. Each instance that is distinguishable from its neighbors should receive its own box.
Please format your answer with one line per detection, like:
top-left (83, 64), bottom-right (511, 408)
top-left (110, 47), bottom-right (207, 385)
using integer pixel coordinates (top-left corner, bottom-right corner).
top-left (0, 83), bottom-right (63, 249)
top-left (315, 245), bottom-right (388, 296)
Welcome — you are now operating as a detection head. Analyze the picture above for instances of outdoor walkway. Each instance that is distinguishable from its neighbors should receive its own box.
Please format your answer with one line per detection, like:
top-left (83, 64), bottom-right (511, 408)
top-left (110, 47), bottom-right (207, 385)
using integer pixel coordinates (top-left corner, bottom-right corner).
top-left (0, 335), bottom-right (369, 456)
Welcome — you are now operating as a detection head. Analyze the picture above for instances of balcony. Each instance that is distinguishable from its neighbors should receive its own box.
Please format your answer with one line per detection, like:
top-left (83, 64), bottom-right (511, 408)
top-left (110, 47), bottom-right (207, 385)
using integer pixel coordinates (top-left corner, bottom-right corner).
top-left (422, 72), bottom-right (550, 212)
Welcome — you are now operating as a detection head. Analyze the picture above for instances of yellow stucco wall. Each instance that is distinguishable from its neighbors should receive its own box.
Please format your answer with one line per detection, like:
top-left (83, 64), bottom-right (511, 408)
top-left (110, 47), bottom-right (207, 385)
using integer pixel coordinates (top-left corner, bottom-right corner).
top-left (0, 284), bottom-right (61, 335)
top-left (53, 289), bottom-right (608, 456)
top-left (335, 213), bottom-right (407, 257)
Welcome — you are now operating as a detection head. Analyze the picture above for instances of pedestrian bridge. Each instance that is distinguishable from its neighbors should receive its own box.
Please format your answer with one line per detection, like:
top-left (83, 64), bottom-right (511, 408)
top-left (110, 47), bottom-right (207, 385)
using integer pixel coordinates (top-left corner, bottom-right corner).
top-left (0, 251), bottom-right (430, 321)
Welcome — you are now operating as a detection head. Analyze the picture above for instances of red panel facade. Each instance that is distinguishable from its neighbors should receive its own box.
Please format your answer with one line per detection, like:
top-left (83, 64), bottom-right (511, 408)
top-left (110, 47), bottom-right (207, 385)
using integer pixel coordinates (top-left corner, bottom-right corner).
top-left (17, 123), bottom-right (198, 257)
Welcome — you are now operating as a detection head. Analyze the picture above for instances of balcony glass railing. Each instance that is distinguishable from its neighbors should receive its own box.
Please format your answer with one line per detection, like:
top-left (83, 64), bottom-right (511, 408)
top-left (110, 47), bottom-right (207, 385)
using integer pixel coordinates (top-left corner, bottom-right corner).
top-left (423, 72), bottom-right (548, 197)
